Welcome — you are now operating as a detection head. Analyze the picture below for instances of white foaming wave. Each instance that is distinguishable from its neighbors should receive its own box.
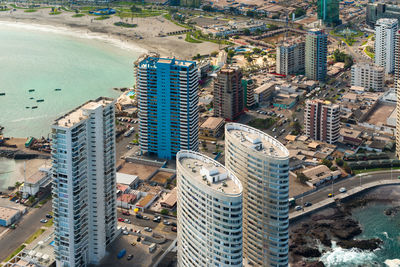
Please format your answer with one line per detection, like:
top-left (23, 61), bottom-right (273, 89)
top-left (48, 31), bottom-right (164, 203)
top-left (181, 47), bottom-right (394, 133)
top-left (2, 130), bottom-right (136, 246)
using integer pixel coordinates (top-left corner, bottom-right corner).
top-left (383, 232), bottom-right (389, 239)
top-left (320, 241), bottom-right (378, 267)
top-left (0, 20), bottom-right (147, 53)
top-left (385, 259), bottom-right (400, 267)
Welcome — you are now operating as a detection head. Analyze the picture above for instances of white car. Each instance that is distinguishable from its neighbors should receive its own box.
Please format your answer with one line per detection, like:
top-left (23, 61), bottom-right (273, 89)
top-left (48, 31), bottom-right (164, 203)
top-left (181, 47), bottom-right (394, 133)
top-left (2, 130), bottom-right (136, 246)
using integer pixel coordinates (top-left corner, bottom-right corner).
top-left (144, 227), bottom-right (152, 232)
top-left (339, 187), bottom-right (347, 193)
top-left (122, 230), bottom-right (129, 235)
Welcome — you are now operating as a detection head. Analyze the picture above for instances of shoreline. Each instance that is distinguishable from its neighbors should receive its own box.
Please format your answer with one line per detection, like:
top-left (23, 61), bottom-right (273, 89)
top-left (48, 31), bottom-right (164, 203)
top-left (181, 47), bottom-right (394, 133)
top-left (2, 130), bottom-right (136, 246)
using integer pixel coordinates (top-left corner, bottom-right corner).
top-left (289, 185), bottom-right (400, 266)
top-left (0, 7), bottom-right (220, 60)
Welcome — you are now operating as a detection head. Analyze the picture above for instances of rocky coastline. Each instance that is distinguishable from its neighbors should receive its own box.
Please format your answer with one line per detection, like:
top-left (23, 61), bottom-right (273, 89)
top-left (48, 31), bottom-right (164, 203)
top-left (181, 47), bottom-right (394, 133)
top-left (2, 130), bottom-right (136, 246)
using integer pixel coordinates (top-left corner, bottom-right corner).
top-left (289, 192), bottom-right (398, 266)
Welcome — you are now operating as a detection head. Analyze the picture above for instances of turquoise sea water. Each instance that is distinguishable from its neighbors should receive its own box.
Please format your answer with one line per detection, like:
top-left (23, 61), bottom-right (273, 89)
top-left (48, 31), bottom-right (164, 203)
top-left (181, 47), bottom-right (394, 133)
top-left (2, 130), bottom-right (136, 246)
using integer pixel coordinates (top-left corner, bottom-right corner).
top-left (320, 187), bottom-right (400, 267)
top-left (0, 22), bottom-right (142, 138)
top-left (0, 21), bottom-right (143, 189)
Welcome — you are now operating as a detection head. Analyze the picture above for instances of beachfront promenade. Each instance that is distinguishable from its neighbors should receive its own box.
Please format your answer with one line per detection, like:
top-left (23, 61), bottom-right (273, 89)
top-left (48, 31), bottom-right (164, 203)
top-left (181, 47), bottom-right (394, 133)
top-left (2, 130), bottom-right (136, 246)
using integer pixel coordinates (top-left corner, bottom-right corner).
top-left (289, 170), bottom-right (400, 221)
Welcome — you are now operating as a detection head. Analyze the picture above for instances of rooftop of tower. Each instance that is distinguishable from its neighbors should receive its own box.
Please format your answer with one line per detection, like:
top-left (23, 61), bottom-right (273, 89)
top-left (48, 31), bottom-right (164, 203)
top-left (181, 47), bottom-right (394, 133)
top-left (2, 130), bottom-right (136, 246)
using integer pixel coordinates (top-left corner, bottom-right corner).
top-left (137, 56), bottom-right (196, 69)
top-left (54, 97), bottom-right (114, 128)
top-left (226, 123), bottom-right (289, 159)
top-left (177, 151), bottom-right (242, 196)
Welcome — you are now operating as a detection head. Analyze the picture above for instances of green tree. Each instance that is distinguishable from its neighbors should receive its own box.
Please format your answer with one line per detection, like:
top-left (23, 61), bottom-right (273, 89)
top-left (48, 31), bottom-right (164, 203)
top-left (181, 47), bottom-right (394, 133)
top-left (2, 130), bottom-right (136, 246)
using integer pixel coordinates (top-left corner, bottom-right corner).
top-left (297, 173), bottom-right (310, 184)
top-left (292, 121), bottom-right (302, 133)
top-left (160, 209), bottom-right (169, 215)
top-left (322, 159), bottom-right (332, 168)
top-left (335, 158), bottom-right (344, 167)
top-left (243, 28), bottom-right (251, 36)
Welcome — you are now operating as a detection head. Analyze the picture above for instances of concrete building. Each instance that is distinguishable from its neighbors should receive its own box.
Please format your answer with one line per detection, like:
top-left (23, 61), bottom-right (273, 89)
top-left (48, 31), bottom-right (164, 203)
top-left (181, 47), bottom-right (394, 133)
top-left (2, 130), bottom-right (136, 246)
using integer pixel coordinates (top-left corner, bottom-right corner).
top-left (277, 39), bottom-right (305, 76)
top-left (305, 29), bottom-right (328, 82)
top-left (254, 82), bottom-right (274, 106)
top-left (0, 207), bottom-right (22, 227)
top-left (395, 30), bottom-right (400, 158)
top-left (305, 99), bottom-right (340, 144)
top-left (375, 18), bottom-right (398, 74)
top-left (51, 97), bottom-right (117, 267)
top-left (351, 63), bottom-right (385, 91)
top-left (21, 167), bottom-right (51, 198)
top-left (318, 0), bottom-right (340, 26)
top-left (135, 56), bottom-right (199, 159)
top-left (177, 150), bottom-right (243, 267)
top-left (302, 165), bottom-right (341, 187)
top-left (199, 117), bottom-right (225, 140)
top-left (213, 67), bottom-right (244, 121)
top-left (366, 2), bottom-right (400, 27)
top-left (225, 123), bottom-right (290, 267)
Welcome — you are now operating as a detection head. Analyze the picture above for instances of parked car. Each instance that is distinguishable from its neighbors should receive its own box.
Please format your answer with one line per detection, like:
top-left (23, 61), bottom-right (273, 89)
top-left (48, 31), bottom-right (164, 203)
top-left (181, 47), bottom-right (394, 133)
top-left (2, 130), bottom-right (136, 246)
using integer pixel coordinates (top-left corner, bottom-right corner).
top-left (295, 206), bottom-right (302, 211)
top-left (144, 227), bottom-right (152, 232)
top-left (46, 214), bottom-right (53, 219)
top-left (153, 216), bottom-right (161, 223)
top-left (163, 220), bottom-right (171, 225)
top-left (171, 226), bottom-right (177, 232)
top-left (122, 211), bottom-right (130, 216)
top-left (171, 222), bottom-right (177, 227)
top-left (118, 218), bottom-right (124, 222)
top-left (40, 219), bottom-right (48, 223)
top-left (328, 193), bottom-right (334, 198)
top-left (127, 254), bottom-right (133, 261)
top-left (122, 230), bottom-right (129, 235)
top-left (136, 214), bottom-right (143, 219)
top-left (143, 216), bottom-right (150, 220)
top-left (124, 219), bottom-right (131, 224)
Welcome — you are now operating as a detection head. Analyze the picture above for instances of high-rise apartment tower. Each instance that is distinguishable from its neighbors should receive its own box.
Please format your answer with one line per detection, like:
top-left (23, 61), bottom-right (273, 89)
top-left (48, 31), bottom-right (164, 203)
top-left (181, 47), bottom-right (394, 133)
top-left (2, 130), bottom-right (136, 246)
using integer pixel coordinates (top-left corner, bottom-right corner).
top-left (305, 29), bottom-right (328, 82)
top-left (177, 150), bottom-right (243, 267)
top-left (225, 123), bottom-right (290, 267)
top-left (318, 0), bottom-right (341, 26)
top-left (135, 56), bottom-right (199, 159)
top-left (305, 99), bottom-right (340, 144)
top-left (375, 18), bottom-right (398, 74)
top-left (51, 97), bottom-right (117, 267)
top-left (213, 67), bottom-right (244, 121)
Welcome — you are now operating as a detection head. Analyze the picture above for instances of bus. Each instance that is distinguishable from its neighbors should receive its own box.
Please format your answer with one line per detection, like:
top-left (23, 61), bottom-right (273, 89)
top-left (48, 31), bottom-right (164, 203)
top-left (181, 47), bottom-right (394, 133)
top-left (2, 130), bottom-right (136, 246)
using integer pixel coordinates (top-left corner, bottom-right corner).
top-left (289, 198), bottom-right (296, 207)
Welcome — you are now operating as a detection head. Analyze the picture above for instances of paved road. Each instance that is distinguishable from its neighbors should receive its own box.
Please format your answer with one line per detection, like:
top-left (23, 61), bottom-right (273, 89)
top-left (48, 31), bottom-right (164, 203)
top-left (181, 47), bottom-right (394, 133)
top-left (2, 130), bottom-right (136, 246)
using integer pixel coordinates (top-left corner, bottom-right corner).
top-left (0, 200), bottom-right (52, 262)
top-left (292, 170), bottom-right (400, 209)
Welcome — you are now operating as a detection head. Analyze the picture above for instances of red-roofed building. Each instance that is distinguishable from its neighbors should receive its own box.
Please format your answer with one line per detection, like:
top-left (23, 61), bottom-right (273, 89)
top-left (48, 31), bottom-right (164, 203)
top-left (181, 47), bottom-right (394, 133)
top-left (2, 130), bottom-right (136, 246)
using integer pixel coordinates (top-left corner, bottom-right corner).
top-left (117, 194), bottom-right (137, 209)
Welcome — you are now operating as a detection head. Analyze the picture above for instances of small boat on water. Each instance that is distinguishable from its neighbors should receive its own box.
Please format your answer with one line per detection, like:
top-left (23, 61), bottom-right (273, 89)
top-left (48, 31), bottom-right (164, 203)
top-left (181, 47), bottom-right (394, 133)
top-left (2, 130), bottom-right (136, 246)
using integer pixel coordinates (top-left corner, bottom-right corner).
top-left (28, 89), bottom-right (35, 92)
top-left (25, 106), bottom-right (30, 109)
top-left (32, 106), bottom-right (38, 109)
top-left (36, 99), bottom-right (44, 102)
top-left (0, 93), bottom-right (5, 96)
top-left (54, 88), bottom-right (62, 91)
top-left (29, 97), bottom-right (34, 100)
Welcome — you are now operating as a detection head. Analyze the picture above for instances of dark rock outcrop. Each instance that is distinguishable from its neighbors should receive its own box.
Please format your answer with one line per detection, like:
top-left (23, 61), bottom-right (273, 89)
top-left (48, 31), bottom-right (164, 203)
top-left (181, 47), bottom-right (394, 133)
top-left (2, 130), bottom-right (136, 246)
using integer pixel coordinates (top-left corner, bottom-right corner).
top-left (293, 247), bottom-right (321, 257)
top-left (337, 238), bottom-right (382, 251)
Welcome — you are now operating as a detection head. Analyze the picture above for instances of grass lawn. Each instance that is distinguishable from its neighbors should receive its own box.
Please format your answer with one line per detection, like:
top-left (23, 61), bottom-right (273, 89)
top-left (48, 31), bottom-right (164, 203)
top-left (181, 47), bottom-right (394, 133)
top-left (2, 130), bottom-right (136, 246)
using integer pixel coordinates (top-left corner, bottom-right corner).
top-left (49, 11), bottom-right (62, 15)
top-left (43, 218), bottom-right (54, 227)
top-left (25, 228), bottom-right (45, 244)
top-left (185, 33), bottom-right (202, 43)
top-left (164, 13), bottom-right (192, 29)
top-left (364, 46), bottom-right (374, 59)
top-left (24, 9), bottom-right (37, 12)
top-left (95, 15), bottom-right (110, 20)
top-left (248, 118), bottom-right (276, 130)
top-left (72, 13), bottom-right (85, 17)
top-left (353, 166), bottom-right (400, 175)
top-left (114, 21), bottom-right (137, 28)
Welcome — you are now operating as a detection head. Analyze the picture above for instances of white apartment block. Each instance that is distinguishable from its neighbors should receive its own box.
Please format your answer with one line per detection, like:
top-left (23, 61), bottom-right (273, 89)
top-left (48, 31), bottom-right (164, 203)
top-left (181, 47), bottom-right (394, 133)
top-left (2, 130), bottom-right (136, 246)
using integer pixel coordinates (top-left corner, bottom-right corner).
top-left (305, 99), bottom-right (340, 144)
top-left (276, 39), bottom-right (305, 76)
top-left (225, 123), bottom-right (290, 267)
top-left (51, 97), bottom-right (117, 267)
top-left (177, 151), bottom-right (243, 267)
top-left (375, 18), bottom-right (398, 74)
top-left (351, 63), bottom-right (385, 91)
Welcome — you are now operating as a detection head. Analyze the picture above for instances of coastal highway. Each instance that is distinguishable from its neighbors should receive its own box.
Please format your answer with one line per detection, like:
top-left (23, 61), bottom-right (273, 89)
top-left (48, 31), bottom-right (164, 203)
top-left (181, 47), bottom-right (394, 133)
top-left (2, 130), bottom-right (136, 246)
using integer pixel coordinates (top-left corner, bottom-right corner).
top-left (0, 201), bottom-right (52, 262)
top-left (292, 170), bottom-right (400, 209)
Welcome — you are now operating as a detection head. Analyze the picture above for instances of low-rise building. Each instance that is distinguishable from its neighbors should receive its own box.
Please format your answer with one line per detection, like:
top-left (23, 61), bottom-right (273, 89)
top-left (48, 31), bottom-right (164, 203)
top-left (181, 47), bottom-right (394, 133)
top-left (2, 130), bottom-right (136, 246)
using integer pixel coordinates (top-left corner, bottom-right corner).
top-left (0, 207), bottom-right (22, 227)
top-left (21, 168), bottom-right (51, 198)
top-left (117, 194), bottom-right (137, 209)
top-left (351, 63), bottom-right (385, 91)
top-left (116, 172), bottom-right (140, 188)
top-left (199, 117), bottom-right (225, 140)
top-left (302, 165), bottom-right (341, 187)
top-left (160, 188), bottom-right (177, 209)
top-left (273, 93), bottom-right (298, 109)
top-left (254, 82), bottom-right (274, 105)
top-left (340, 128), bottom-right (363, 146)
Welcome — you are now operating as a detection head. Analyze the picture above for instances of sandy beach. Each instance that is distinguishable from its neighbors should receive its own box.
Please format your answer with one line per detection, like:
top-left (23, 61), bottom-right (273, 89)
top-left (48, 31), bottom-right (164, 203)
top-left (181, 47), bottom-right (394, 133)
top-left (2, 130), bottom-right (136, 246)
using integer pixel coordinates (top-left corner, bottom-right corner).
top-left (0, 7), bottom-right (220, 59)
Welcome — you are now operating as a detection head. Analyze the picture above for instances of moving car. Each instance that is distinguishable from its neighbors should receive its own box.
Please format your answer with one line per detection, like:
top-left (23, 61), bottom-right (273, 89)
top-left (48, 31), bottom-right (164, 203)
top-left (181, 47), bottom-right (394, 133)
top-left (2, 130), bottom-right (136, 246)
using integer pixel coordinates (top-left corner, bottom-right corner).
top-left (304, 202), bottom-right (312, 207)
top-left (339, 187), bottom-right (347, 193)
top-left (328, 193), bottom-right (334, 198)
top-left (295, 206), bottom-right (302, 211)
top-left (127, 254), bottom-right (133, 261)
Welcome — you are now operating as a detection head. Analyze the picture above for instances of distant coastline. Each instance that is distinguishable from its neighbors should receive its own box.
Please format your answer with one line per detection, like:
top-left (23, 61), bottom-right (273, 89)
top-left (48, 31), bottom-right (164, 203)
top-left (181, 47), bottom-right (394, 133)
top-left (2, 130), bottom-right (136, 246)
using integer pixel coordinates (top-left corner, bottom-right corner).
top-left (0, 7), bottom-right (220, 60)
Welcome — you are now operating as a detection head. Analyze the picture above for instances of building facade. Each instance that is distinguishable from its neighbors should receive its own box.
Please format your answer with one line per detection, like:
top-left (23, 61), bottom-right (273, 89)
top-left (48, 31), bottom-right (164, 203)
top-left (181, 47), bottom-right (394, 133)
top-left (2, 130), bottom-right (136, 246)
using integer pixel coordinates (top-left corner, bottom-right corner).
top-left (395, 30), bottom-right (400, 158)
top-left (305, 99), bottom-right (340, 144)
top-left (135, 56), bottom-right (199, 159)
top-left (351, 63), bottom-right (385, 91)
top-left (276, 39), bottom-right (305, 76)
top-left (225, 123), bottom-right (290, 267)
top-left (51, 97), bottom-right (117, 267)
top-left (317, 0), bottom-right (341, 26)
top-left (177, 150), bottom-right (243, 267)
top-left (375, 18), bottom-right (398, 74)
top-left (213, 67), bottom-right (244, 121)
top-left (305, 29), bottom-right (328, 82)
top-left (367, 3), bottom-right (400, 27)
top-left (242, 78), bottom-right (256, 108)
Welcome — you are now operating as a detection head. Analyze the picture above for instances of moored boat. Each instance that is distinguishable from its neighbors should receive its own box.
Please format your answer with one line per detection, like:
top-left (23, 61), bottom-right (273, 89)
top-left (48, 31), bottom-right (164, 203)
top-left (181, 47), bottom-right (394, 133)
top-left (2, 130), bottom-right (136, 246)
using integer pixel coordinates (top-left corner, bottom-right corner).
top-left (28, 89), bottom-right (35, 92)
top-left (32, 106), bottom-right (38, 109)
top-left (36, 99), bottom-right (44, 102)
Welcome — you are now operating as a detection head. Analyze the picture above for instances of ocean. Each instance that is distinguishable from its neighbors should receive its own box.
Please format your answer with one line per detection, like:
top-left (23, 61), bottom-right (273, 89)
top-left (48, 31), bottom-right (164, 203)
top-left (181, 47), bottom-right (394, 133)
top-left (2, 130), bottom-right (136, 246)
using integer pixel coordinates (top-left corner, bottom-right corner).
top-left (0, 21), bottom-right (143, 189)
top-left (320, 186), bottom-right (400, 267)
